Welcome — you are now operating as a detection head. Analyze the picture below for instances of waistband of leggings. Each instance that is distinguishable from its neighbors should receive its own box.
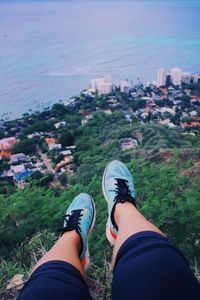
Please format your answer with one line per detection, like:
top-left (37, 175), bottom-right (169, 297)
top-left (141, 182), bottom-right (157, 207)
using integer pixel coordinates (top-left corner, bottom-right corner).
top-left (113, 231), bottom-right (187, 271)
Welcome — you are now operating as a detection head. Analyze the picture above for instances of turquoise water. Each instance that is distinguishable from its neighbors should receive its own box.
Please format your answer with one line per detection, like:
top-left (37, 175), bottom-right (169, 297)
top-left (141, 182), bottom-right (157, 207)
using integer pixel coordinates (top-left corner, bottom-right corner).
top-left (0, 0), bottom-right (200, 119)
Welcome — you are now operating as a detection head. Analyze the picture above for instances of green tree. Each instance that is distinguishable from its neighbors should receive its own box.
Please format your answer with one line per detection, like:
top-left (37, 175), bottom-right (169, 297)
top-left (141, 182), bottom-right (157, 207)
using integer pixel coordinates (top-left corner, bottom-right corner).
top-left (59, 131), bottom-right (74, 146)
top-left (0, 129), bottom-right (5, 139)
top-left (12, 139), bottom-right (37, 155)
top-left (59, 173), bottom-right (68, 185)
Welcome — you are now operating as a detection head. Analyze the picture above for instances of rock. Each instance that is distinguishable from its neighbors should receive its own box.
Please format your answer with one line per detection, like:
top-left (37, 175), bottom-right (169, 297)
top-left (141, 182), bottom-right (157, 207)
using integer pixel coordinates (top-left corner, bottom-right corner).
top-left (6, 274), bottom-right (24, 290)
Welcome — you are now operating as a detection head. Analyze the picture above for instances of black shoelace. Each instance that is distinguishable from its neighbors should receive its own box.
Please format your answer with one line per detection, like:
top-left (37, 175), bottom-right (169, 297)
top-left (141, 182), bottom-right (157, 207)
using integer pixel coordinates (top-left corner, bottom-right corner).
top-left (61, 209), bottom-right (83, 236)
top-left (113, 178), bottom-right (136, 205)
top-left (111, 178), bottom-right (136, 230)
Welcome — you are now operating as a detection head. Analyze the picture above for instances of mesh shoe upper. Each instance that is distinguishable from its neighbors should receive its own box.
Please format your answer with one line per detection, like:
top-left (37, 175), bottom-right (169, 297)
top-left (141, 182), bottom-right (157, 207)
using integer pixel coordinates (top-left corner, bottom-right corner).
top-left (62, 193), bottom-right (95, 266)
top-left (102, 160), bottom-right (136, 242)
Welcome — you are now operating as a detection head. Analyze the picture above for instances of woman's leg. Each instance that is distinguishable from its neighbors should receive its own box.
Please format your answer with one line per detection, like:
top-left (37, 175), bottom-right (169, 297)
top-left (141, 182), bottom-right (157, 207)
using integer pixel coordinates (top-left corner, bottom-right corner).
top-left (31, 230), bottom-right (84, 277)
top-left (112, 202), bottom-right (164, 265)
top-left (112, 202), bottom-right (200, 300)
top-left (102, 160), bottom-right (200, 300)
top-left (17, 193), bottom-right (95, 300)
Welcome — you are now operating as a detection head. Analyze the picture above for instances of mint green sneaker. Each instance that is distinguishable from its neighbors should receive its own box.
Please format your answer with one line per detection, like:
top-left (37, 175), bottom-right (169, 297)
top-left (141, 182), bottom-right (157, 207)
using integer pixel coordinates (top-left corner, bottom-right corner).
top-left (62, 193), bottom-right (96, 269)
top-left (102, 160), bottom-right (136, 245)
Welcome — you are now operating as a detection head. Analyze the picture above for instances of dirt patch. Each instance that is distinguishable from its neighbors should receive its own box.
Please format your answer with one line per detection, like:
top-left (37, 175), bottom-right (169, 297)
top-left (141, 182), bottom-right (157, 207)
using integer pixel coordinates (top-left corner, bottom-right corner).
top-left (180, 160), bottom-right (200, 177)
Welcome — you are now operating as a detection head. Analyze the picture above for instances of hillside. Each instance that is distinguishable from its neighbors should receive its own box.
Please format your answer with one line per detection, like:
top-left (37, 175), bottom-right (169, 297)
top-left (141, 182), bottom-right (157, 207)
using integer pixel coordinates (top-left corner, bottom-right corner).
top-left (0, 109), bottom-right (200, 299)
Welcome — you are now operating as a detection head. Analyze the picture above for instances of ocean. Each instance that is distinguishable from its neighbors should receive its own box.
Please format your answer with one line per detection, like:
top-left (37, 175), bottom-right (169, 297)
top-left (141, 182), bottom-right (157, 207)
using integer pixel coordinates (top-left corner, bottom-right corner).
top-left (0, 0), bottom-right (200, 120)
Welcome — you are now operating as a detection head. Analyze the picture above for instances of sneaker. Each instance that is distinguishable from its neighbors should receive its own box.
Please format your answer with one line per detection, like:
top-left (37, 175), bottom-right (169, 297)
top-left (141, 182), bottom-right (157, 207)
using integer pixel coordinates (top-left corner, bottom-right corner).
top-left (61, 193), bottom-right (96, 269)
top-left (102, 160), bottom-right (136, 245)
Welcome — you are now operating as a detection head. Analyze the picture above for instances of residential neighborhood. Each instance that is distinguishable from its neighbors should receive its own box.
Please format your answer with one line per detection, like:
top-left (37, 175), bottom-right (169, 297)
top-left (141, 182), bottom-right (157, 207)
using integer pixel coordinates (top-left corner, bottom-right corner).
top-left (0, 68), bottom-right (200, 190)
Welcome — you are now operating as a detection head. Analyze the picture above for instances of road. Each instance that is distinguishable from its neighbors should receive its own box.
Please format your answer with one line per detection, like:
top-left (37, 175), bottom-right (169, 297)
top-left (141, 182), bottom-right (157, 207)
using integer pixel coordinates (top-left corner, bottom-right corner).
top-left (37, 147), bottom-right (55, 174)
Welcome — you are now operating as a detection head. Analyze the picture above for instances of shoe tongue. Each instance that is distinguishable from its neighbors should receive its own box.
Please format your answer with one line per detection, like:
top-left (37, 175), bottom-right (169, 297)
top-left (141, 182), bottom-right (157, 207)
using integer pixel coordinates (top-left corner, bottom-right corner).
top-left (120, 186), bottom-right (129, 196)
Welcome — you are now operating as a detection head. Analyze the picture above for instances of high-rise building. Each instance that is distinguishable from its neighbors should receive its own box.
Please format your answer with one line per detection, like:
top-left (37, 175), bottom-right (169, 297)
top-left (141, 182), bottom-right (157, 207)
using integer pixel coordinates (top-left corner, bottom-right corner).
top-left (181, 72), bottom-right (191, 84)
top-left (120, 80), bottom-right (130, 93)
top-left (166, 74), bottom-right (171, 87)
top-left (171, 67), bottom-right (182, 85)
top-left (90, 75), bottom-right (112, 95)
top-left (192, 74), bottom-right (200, 85)
top-left (156, 68), bottom-right (166, 87)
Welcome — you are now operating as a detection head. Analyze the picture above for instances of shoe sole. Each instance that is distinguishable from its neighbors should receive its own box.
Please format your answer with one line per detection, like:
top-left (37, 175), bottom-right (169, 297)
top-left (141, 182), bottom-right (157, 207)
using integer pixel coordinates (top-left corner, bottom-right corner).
top-left (83, 195), bottom-right (96, 270)
top-left (102, 162), bottom-right (116, 246)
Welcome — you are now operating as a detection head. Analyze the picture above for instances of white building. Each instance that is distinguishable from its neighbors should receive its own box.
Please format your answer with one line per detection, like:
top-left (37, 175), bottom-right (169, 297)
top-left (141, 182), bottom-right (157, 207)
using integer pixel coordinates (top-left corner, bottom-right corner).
top-left (192, 74), bottom-right (200, 84)
top-left (120, 80), bottom-right (130, 93)
top-left (54, 121), bottom-right (66, 129)
top-left (11, 164), bottom-right (26, 174)
top-left (156, 68), bottom-right (166, 87)
top-left (171, 67), bottom-right (182, 85)
top-left (182, 72), bottom-right (191, 84)
top-left (90, 75), bottom-right (112, 95)
top-left (49, 143), bottom-right (62, 151)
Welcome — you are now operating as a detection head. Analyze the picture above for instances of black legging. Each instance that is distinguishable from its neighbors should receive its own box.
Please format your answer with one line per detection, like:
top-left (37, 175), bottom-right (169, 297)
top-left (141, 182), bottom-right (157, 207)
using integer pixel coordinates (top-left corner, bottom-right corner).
top-left (18, 231), bottom-right (200, 300)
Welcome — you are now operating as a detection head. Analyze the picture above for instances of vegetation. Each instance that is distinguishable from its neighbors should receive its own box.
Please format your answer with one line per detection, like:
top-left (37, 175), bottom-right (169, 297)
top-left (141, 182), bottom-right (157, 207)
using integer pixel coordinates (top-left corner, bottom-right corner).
top-left (0, 110), bottom-right (200, 299)
top-left (12, 139), bottom-right (37, 155)
top-left (2, 75), bottom-right (200, 294)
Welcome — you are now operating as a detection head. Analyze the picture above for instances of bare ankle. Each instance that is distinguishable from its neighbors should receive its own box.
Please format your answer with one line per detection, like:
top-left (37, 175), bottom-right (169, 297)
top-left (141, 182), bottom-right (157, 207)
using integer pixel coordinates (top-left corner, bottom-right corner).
top-left (61, 230), bottom-right (81, 251)
top-left (114, 202), bottom-right (137, 227)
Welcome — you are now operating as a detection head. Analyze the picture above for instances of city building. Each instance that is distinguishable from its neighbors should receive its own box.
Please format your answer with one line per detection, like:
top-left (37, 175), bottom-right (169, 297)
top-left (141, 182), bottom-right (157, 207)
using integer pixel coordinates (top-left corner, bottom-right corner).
top-left (90, 75), bottom-right (112, 95)
top-left (120, 80), bottom-right (130, 93)
top-left (182, 72), bottom-right (191, 84)
top-left (171, 67), bottom-right (182, 85)
top-left (166, 74), bottom-right (171, 87)
top-left (192, 74), bottom-right (200, 85)
top-left (156, 68), bottom-right (166, 87)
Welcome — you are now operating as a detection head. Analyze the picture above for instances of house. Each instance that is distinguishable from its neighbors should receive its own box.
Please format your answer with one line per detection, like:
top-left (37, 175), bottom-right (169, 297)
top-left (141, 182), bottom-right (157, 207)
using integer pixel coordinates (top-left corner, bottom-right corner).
top-left (120, 138), bottom-right (138, 151)
top-left (124, 113), bottom-right (132, 123)
top-left (10, 153), bottom-right (30, 164)
top-left (60, 150), bottom-right (72, 156)
top-left (50, 143), bottom-right (62, 151)
top-left (45, 138), bottom-right (62, 151)
top-left (108, 98), bottom-right (120, 109)
top-left (181, 122), bottom-right (200, 129)
top-left (81, 115), bottom-right (93, 126)
top-left (14, 170), bottom-right (33, 182)
top-left (10, 163), bottom-right (33, 187)
top-left (27, 132), bottom-right (43, 139)
top-left (103, 109), bottom-right (112, 115)
top-left (14, 170), bottom-right (33, 188)
top-left (108, 98), bottom-right (119, 105)
top-left (172, 100), bottom-right (182, 105)
top-left (0, 137), bottom-right (16, 157)
top-left (0, 151), bottom-right (12, 159)
top-left (159, 119), bottom-right (176, 128)
top-left (66, 145), bottom-right (76, 150)
top-left (55, 156), bottom-right (73, 170)
top-left (45, 138), bottom-right (56, 146)
top-left (54, 121), bottom-right (66, 129)
top-left (156, 107), bottom-right (175, 115)
top-left (190, 111), bottom-right (198, 117)
top-left (160, 88), bottom-right (168, 95)
top-left (11, 164), bottom-right (26, 174)
top-left (141, 112), bottom-right (149, 119)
